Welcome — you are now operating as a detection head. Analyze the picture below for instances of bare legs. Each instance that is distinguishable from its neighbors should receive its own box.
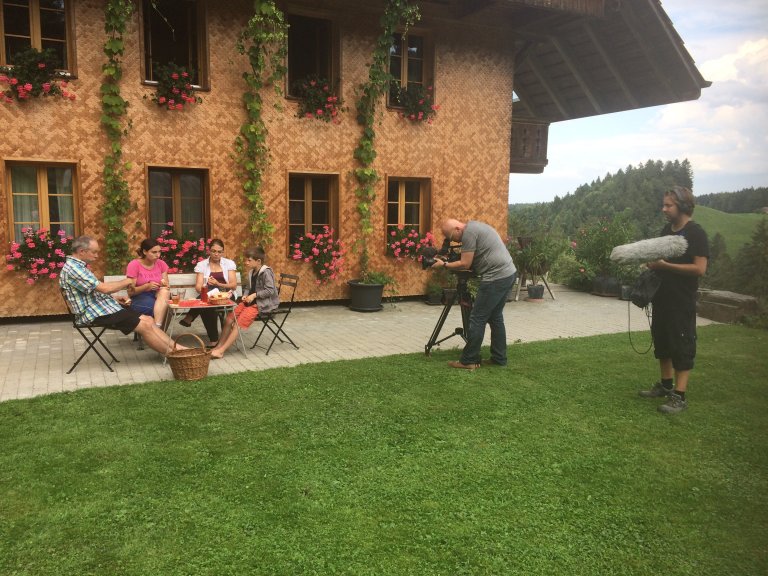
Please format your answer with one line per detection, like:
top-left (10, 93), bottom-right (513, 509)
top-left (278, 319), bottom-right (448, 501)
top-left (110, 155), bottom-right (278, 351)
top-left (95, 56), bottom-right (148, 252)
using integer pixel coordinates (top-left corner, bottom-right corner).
top-left (210, 314), bottom-right (240, 359)
top-left (134, 315), bottom-right (186, 354)
top-left (153, 287), bottom-right (169, 326)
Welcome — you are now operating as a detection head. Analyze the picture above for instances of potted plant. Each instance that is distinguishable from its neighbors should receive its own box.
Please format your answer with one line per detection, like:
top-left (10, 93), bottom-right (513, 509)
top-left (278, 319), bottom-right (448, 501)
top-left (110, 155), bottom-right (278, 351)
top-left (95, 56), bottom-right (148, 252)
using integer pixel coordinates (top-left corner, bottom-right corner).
top-left (348, 270), bottom-right (396, 312)
top-left (572, 215), bottom-right (633, 297)
top-left (394, 83), bottom-right (439, 124)
top-left (290, 226), bottom-right (345, 285)
top-left (5, 227), bottom-right (73, 284)
top-left (0, 47), bottom-right (75, 103)
top-left (425, 265), bottom-right (454, 305)
top-left (144, 62), bottom-right (202, 111)
top-left (155, 224), bottom-right (213, 273)
top-left (386, 226), bottom-right (435, 261)
top-left (511, 235), bottom-right (561, 300)
top-left (617, 262), bottom-right (643, 301)
top-left (293, 74), bottom-right (345, 123)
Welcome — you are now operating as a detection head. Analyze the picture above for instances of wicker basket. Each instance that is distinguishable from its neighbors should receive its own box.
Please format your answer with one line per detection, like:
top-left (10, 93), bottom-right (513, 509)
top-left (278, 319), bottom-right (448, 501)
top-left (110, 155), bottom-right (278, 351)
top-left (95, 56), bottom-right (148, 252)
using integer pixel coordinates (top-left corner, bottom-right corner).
top-left (166, 333), bottom-right (211, 381)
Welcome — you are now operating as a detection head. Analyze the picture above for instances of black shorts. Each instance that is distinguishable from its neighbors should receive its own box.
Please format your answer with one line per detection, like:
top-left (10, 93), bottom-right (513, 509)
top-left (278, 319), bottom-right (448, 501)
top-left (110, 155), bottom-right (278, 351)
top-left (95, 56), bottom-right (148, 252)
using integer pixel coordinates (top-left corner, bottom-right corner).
top-left (91, 309), bottom-right (142, 335)
top-left (651, 307), bottom-right (697, 371)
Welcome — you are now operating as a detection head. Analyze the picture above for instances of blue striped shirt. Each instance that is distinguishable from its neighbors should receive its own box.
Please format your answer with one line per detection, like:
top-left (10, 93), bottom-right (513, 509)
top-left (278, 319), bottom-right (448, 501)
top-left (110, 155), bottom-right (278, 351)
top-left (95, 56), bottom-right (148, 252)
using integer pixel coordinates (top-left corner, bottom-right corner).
top-left (60, 256), bottom-right (123, 323)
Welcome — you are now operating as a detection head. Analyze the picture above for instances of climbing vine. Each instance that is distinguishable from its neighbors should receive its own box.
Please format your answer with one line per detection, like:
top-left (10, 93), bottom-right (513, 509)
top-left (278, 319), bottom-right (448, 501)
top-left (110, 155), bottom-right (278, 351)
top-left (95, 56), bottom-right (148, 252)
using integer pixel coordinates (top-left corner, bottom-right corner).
top-left (353, 0), bottom-right (420, 279)
top-left (100, 0), bottom-right (134, 272)
top-left (234, 0), bottom-right (287, 247)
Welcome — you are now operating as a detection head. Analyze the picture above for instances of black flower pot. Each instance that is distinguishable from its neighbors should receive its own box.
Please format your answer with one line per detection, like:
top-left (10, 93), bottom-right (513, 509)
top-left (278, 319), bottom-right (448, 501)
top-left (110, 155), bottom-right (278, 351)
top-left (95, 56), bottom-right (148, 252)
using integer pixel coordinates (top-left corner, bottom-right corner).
top-left (424, 291), bottom-right (443, 306)
top-left (348, 280), bottom-right (384, 312)
top-left (526, 284), bottom-right (545, 300)
top-left (592, 276), bottom-right (620, 297)
top-left (620, 284), bottom-right (633, 301)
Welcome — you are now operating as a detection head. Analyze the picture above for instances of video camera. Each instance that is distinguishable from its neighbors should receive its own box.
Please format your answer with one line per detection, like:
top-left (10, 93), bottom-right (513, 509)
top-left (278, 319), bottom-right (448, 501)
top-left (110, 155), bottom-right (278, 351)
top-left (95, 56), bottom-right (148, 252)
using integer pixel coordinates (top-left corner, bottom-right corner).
top-left (421, 238), bottom-right (462, 270)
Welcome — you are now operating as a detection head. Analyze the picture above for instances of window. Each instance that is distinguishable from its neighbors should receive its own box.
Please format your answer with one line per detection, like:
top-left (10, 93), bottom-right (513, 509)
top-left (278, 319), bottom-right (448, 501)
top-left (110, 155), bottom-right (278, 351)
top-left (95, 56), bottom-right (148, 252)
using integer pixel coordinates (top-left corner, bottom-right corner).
top-left (288, 173), bottom-right (339, 246)
top-left (1, 0), bottom-right (73, 70)
top-left (147, 168), bottom-right (207, 240)
top-left (142, 0), bottom-right (207, 86)
top-left (286, 13), bottom-right (336, 97)
top-left (7, 162), bottom-right (78, 240)
top-left (386, 178), bottom-right (431, 237)
top-left (388, 32), bottom-right (432, 106)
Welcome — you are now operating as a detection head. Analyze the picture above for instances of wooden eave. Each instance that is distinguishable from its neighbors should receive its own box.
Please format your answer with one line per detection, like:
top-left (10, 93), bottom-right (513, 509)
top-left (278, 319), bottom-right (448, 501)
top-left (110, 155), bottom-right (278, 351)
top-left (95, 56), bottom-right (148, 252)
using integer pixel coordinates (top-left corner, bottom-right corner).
top-left (505, 0), bottom-right (711, 124)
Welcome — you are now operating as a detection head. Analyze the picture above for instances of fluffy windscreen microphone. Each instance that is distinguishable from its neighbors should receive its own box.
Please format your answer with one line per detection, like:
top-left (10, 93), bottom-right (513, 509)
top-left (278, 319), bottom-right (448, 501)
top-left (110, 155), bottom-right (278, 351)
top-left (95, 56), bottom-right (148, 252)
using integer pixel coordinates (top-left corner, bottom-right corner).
top-left (610, 235), bottom-right (688, 263)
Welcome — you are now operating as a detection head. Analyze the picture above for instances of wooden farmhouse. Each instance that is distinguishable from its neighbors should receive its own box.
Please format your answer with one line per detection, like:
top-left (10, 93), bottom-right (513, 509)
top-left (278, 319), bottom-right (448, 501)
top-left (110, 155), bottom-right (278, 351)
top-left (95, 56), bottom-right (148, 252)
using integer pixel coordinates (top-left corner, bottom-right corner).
top-left (0, 0), bottom-right (709, 317)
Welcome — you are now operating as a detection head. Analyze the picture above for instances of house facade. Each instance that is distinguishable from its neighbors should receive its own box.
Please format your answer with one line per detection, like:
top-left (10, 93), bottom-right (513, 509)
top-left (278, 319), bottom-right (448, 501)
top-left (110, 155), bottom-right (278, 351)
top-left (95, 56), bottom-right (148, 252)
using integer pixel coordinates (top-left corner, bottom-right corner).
top-left (0, 0), bottom-right (707, 318)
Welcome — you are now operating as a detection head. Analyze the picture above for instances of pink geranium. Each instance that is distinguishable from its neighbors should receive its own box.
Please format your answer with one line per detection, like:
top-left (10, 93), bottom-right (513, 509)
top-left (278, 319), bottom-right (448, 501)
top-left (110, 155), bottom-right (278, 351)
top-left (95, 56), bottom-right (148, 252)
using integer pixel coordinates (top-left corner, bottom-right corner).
top-left (291, 226), bottom-right (345, 284)
top-left (386, 226), bottom-right (435, 262)
top-left (5, 226), bottom-right (72, 284)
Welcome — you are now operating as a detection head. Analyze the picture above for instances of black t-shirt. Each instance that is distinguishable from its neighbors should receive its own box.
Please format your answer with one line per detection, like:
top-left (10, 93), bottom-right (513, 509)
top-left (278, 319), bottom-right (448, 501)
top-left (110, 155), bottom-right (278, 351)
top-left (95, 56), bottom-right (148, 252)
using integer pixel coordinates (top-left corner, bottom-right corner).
top-left (653, 221), bottom-right (709, 312)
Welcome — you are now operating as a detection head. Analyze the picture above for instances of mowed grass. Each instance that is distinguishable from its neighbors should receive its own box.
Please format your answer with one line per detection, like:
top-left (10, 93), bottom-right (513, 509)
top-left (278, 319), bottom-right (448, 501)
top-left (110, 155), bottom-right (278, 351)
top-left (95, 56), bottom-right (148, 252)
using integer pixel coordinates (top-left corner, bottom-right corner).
top-left (0, 324), bottom-right (766, 576)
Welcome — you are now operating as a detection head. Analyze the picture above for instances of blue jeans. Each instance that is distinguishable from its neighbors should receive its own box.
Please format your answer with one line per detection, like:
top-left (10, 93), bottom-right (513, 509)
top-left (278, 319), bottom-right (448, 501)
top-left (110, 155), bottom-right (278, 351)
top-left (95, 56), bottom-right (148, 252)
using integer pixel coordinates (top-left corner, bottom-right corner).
top-left (460, 273), bottom-right (516, 365)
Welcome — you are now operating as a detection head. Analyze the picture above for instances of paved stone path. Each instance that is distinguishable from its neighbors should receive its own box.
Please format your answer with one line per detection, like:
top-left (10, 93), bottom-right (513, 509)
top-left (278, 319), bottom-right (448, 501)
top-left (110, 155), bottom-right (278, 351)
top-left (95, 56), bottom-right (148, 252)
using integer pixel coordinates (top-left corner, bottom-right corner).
top-left (0, 286), bottom-right (715, 402)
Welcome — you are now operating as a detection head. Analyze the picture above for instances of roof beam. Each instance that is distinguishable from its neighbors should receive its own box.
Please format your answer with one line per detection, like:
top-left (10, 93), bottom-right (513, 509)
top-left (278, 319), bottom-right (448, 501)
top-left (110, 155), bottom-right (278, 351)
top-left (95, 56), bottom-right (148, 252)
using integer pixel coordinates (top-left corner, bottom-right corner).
top-left (617, 0), bottom-right (677, 100)
top-left (548, 35), bottom-right (603, 115)
top-left (583, 21), bottom-right (639, 108)
top-left (645, 0), bottom-right (711, 93)
top-left (513, 39), bottom-right (535, 68)
top-left (526, 52), bottom-right (571, 120)
top-left (457, 0), bottom-right (498, 18)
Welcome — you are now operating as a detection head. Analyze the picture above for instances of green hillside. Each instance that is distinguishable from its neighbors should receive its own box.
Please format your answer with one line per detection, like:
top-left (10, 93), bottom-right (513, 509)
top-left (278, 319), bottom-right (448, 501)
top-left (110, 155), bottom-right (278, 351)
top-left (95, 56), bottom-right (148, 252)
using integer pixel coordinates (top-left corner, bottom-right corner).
top-left (693, 206), bottom-right (765, 256)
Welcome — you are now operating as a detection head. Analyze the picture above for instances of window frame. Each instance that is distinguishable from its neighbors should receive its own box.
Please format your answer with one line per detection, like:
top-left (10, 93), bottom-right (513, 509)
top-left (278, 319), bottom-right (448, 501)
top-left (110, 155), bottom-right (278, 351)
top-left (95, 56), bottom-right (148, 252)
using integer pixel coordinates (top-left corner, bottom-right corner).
top-left (286, 172), bottom-right (340, 253)
top-left (139, 0), bottom-right (210, 89)
top-left (0, 0), bottom-right (77, 74)
top-left (5, 159), bottom-right (81, 242)
top-left (385, 176), bottom-right (432, 243)
top-left (145, 166), bottom-right (210, 240)
top-left (285, 11), bottom-right (340, 100)
top-left (387, 30), bottom-right (434, 109)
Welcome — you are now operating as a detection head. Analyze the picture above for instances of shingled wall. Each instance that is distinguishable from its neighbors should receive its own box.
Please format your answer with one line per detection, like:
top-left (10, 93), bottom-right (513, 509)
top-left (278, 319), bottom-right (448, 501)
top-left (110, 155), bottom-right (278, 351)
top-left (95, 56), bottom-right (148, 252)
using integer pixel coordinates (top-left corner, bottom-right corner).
top-left (0, 0), bottom-right (514, 317)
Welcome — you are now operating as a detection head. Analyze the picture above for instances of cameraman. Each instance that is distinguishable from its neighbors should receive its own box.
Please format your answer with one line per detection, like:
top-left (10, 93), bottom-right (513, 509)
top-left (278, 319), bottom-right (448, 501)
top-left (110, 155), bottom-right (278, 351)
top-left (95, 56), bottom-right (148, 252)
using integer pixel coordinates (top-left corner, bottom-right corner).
top-left (431, 219), bottom-right (517, 369)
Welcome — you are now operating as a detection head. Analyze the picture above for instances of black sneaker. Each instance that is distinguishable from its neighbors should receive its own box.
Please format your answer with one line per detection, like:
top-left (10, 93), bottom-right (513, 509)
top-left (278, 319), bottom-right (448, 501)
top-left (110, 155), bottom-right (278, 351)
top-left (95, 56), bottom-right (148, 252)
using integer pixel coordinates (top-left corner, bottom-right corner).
top-left (658, 392), bottom-right (688, 414)
top-left (638, 381), bottom-right (672, 398)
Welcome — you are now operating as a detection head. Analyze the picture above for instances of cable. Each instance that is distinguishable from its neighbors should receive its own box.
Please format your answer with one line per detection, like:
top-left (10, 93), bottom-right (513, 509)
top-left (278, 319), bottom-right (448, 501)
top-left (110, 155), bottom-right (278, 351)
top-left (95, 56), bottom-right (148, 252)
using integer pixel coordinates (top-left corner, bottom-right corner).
top-left (627, 299), bottom-right (653, 354)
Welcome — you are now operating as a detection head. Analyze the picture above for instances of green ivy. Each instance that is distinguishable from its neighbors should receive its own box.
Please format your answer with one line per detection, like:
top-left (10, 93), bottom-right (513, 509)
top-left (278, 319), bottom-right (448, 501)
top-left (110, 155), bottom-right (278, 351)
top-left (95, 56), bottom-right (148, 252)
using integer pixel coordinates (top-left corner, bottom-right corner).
top-left (234, 0), bottom-right (287, 247)
top-left (353, 0), bottom-right (420, 281)
top-left (100, 0), bottom-right (134, 273)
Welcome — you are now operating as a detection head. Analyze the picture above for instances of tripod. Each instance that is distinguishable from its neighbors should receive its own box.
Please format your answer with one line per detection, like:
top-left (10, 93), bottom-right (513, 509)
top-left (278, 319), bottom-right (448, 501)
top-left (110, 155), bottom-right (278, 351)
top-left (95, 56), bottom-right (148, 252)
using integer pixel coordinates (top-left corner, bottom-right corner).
top-left (425, 271), bottom-right (474, 355)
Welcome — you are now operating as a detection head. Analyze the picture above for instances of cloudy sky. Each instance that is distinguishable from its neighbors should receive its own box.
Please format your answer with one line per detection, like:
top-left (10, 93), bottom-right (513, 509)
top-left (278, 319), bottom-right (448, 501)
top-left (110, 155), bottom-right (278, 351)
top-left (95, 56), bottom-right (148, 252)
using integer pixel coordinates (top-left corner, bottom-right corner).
top-left (508, 0), bottom-right (768, 204)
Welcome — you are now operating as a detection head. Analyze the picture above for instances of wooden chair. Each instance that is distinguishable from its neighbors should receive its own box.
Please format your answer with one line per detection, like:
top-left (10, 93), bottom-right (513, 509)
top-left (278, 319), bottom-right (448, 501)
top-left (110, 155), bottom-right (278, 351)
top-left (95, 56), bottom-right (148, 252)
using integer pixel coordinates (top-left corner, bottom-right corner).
top-left (250, 273), bottom-right (300, 355)
top-left (59, 288), bottom-right (120, 374)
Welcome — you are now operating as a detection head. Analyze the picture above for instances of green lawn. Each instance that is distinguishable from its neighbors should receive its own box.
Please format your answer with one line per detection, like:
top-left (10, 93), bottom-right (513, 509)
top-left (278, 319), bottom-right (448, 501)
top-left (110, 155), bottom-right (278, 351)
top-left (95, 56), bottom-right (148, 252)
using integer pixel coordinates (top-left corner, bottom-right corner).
top-left (694, 206), bottom-right (765, 256)
top-left (1, 325), bottom-right (766, 575)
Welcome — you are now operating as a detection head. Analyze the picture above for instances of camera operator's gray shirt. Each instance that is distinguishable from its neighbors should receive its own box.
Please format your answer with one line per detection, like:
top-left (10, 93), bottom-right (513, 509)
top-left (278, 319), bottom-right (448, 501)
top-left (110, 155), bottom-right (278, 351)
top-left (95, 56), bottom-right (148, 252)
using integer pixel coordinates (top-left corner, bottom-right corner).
top-left (461, 221), bottom-right (517, 281)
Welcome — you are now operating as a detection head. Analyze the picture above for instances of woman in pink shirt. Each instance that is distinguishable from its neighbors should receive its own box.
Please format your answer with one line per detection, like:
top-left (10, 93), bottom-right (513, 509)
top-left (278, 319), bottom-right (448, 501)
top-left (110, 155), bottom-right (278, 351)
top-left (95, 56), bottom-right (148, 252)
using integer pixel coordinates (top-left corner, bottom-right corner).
top-left (125, 239), bottom-right (170, 326)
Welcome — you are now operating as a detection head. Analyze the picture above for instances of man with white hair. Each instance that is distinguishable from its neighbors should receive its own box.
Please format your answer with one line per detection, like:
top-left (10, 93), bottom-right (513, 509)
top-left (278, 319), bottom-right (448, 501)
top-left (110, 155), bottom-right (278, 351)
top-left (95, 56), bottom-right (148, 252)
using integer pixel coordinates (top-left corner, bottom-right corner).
top-left (60, 236), bottom-right (185, 355)
top-left (639, 186), bottom-right (709, 414)
top-left (431, 219), bottom-right (517, 369)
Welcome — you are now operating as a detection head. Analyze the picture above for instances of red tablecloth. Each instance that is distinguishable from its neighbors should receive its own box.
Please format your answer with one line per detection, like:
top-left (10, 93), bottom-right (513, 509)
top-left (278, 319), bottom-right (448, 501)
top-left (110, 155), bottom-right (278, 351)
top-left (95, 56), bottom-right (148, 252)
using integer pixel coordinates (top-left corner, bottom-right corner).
top-left (177, 299), bottom-right (235, 307)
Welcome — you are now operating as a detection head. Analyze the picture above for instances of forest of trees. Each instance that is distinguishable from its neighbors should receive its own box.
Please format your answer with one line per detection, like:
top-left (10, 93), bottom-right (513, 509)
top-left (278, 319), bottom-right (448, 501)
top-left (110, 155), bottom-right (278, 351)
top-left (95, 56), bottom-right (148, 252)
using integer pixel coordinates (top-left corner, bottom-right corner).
top-left (697, 187), bottom-right (768, 213)
top-left (508, 159), bottom-right (695, 241)
top-left (508, 160), bottom-right (768, 322)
